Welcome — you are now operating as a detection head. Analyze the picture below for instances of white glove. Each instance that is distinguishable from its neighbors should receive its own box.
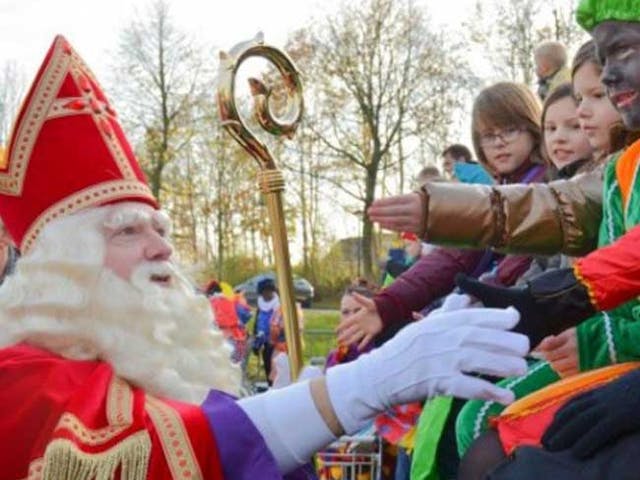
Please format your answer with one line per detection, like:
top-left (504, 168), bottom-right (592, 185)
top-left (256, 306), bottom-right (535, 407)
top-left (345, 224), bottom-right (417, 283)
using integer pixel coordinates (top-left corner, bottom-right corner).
top-left (326, 306), bottom-right (529, 434)
top-left (433, 292), bottom-right (474, 313)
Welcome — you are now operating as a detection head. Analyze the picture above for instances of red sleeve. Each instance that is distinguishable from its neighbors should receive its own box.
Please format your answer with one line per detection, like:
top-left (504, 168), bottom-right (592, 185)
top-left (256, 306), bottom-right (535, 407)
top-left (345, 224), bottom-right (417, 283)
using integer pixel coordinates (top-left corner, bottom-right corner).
top-left (373, 247), bottom-right (488, 327)
top-left (574, 224), bottom-right (640, 311)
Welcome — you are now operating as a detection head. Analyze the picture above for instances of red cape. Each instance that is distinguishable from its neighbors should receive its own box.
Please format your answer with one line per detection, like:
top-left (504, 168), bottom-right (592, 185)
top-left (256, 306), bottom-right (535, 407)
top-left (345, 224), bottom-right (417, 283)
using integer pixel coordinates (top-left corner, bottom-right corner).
top-left (0, 343), bottom-right (224, 479)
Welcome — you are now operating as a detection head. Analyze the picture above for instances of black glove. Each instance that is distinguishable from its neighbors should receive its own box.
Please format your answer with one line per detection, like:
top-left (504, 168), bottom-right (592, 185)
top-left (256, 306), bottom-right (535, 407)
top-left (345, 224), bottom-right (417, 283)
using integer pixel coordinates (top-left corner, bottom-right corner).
top-left (455, 268), bottom-right (595, 348)
top-left (542, 369), bottom-right (640, 458)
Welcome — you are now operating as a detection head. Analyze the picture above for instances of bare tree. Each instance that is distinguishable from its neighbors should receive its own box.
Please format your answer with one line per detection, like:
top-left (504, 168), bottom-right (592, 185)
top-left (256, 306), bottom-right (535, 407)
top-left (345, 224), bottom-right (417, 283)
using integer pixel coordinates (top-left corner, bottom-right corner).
top-left (285, 0), bottom-right (472, 278)
top-left (540, 0), bottom-right (588, 50)
top-left (0, 61), bottom-right (26, 145)
top-left (111, 0), bottom-right (206, 202)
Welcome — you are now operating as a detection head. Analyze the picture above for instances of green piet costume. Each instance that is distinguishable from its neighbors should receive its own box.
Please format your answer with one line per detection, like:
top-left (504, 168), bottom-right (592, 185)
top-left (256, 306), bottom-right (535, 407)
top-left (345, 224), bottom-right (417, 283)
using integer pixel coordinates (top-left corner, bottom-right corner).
top-left (576, 0), bottom-right (640, 31)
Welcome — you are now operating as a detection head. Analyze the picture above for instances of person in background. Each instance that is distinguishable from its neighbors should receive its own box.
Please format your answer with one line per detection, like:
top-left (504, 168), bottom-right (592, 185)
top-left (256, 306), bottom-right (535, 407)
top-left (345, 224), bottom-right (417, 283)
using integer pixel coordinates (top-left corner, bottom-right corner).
top-left (269, 298), bottom-right (304, 356)
top-left (534, 40), bottom-right (571, 101)
top-left (253, 278), bottom-right (280, 384)
top-left (415, 165), bottom-right (443, 185)
top-left (205, 279), bottom-right (249, 364)
top-left (441, 144), bottom-right (493, 185)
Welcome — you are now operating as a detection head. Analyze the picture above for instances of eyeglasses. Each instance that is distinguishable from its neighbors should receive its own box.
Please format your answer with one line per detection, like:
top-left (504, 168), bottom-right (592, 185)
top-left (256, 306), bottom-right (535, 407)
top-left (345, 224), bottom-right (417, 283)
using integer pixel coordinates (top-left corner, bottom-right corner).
top-left (479, 126), bottom-right (524, 147)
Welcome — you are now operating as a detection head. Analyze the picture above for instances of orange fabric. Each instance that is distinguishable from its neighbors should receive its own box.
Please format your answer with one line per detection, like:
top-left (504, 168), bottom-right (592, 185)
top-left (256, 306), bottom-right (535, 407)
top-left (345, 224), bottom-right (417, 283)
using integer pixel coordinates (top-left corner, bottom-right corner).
top-left (495, 362), bottom-right (640, 454)
top-left (0, 343), bottom-right (223, 479)
top-left (210, 296), bottom-right (239, 329)
top-left (0, 36), bottom-right (156, 252)
top-left (615, 138), bottom-right (640, 214)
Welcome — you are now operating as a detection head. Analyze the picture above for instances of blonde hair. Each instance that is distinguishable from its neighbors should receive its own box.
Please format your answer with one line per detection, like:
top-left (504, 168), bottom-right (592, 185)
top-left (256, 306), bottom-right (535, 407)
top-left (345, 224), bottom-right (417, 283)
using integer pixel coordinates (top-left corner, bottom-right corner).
top-left (471, 82), bottom-right (543, 167)
top-left (535, 41), bottom-right (568, 70)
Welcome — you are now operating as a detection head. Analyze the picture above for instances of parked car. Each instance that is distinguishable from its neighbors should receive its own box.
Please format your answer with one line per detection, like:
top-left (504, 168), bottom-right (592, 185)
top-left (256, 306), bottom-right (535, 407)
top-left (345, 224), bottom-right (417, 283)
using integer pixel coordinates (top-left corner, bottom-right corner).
top-left (234, 272), bottom-right (314, 308)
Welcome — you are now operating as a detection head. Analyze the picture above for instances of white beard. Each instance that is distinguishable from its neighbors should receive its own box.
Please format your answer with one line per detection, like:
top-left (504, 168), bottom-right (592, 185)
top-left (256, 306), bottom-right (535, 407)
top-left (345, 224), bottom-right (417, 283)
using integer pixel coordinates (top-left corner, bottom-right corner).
top-left (0, 208), bottom-right (241, 404)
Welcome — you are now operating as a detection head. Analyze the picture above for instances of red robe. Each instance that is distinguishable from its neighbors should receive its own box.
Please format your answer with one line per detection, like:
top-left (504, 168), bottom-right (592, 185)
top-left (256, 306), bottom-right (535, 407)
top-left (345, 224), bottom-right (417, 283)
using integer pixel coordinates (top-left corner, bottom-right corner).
top-left (0, 343), bottom-right (224, 479)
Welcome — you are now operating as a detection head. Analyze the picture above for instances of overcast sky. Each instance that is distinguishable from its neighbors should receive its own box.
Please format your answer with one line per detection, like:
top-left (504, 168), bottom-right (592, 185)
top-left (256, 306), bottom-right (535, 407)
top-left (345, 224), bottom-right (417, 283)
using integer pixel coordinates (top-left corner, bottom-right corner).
top-left (0, 0), bottom-right (477, 82)
top-left (0, 0), bottom-right (551, 248)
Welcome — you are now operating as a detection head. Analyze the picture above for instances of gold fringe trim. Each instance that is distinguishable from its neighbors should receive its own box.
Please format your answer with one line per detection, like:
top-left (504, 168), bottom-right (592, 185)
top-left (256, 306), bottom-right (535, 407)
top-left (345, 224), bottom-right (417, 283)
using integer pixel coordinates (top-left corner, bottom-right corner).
top-left (573, 262), bottom-right (599, 310)
top-left (56, 413), bottom-right (128, 446)
top-left (42, 431), bottom-right (150, 480)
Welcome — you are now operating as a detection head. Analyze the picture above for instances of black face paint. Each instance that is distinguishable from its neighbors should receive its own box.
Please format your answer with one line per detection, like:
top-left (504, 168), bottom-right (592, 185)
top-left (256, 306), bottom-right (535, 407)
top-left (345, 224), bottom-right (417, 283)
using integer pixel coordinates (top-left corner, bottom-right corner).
top-left (594, 21), bottom-right (640, 131)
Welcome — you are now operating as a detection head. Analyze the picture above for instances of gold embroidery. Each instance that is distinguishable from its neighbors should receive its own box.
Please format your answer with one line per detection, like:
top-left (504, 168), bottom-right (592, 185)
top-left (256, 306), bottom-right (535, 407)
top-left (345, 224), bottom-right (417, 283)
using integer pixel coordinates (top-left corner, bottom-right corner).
top-left (21, 180), bottom-right (155, 253)
top-left (48, 377), bottom-right (134, 449)
top-left (46, 98), bottom-right (93, 121)
top-left (20, 458), bottom-right (44, 480)
top-left (1, 36), bottom-right (138, 198)
top-left (55, 413), bottom-right (129, 447)
top-left (42, 432), bottom-right (150, 480)
top-left (107, 376), bottom-right (134, 425)
top-left (66, 64), bottom-right (136, 181)
top-left (145, 395), bottom-right (203, 480)
top-left (0, 38), bottom-right (70, 195)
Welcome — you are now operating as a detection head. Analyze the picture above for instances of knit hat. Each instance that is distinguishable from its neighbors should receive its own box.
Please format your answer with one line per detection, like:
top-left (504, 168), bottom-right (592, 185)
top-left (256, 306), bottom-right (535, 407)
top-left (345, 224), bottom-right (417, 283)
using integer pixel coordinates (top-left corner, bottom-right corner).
top-left (577, 0), bottom-right (640, 31)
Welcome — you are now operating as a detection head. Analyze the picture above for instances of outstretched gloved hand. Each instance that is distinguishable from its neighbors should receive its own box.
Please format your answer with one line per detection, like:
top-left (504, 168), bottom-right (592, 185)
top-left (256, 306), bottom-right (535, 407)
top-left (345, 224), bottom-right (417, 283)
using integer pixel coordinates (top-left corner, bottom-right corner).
top-left (455, 269), bottom-right (595, 349)
top-left (326, 306), bottom-right (529, 434)
top-left (542, 368), bottom-right (640, 458)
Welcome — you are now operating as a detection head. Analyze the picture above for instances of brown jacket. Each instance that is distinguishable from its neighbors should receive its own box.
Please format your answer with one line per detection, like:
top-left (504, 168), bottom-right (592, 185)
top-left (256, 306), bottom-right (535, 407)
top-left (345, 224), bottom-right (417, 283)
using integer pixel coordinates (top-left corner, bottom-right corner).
top-left (421, 166), bottom-right (603, 256)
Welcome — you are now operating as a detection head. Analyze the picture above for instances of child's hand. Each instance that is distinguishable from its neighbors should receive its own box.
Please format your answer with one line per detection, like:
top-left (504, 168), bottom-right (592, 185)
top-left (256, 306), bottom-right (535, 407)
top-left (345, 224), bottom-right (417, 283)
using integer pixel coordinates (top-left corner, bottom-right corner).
top-left (336, 292), bottom-right (383, 350)
top-left (537, 327), bottom-right (579, 378)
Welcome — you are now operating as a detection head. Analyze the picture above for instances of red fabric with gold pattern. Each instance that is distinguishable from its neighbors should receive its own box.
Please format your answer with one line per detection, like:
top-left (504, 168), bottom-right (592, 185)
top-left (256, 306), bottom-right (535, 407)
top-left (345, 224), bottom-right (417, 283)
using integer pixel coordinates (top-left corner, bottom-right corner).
top-left (493, 362), bottom-right (640, 455)
top-left (0, 35), bottom-right (157, 253)
top-left (0, 344), bottom-right (223, 479)
top-left (573, 223), bottom-right (640, 311)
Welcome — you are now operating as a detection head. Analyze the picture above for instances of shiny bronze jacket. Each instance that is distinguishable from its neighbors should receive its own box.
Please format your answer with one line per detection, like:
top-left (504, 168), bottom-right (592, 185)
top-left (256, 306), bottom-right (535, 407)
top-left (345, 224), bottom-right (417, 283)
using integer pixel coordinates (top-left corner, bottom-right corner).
top-left (420, 165), bottom-right (604, 256)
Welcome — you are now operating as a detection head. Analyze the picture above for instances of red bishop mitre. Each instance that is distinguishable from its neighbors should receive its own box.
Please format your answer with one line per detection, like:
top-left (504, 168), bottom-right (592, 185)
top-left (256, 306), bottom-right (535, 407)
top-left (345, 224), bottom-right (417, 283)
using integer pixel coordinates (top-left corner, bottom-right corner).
top-left (0, 35), bottom-right (158, 253)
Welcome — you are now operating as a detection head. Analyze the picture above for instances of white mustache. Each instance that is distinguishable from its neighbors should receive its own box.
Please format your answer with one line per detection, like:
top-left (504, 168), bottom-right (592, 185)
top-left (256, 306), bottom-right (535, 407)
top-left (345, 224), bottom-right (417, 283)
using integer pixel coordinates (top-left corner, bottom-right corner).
top-left (130, 261), bottom-right (177, 290)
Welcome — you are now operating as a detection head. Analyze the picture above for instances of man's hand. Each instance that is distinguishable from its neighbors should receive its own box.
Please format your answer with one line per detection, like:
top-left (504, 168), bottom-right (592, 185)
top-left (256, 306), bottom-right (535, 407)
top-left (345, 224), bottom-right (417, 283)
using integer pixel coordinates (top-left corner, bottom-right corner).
top-left (326, 306), bottom-right (530, 435)
top-left (336, 293), bottom-right (383, 350)
top-left (542, 369), bottom-right (640, 458)
top-left (537, 328), bottom-right (579, 378)
top-left (455, 269), bottom-right (595, 349)
top-left (367, 192), bottom-right (424, 235)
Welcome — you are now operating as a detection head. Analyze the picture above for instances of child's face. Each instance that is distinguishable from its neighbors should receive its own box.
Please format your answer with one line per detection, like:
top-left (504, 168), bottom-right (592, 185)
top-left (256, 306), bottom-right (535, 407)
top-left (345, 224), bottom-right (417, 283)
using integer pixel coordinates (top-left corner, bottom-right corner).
top-left (594, 21), bottom-right (640, 131)
top-left (479, 126), bottom-right (535, 176)
top-left (340, 294), bottom-right (362, 321)
top-left (544, 96), bottom-right (593, 170)
top-left (574, 61), bottom-right (621, 154)
top-left (442, 153), bottom-right (455, 175)
top-left (404, 239), bottom-right (422, 259)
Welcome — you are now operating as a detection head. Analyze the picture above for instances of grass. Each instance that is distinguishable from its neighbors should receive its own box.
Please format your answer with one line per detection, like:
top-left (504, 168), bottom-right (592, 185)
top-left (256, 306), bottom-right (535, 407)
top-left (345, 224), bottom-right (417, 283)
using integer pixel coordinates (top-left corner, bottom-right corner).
top-left (303, 308), bottom-right (340, 362)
